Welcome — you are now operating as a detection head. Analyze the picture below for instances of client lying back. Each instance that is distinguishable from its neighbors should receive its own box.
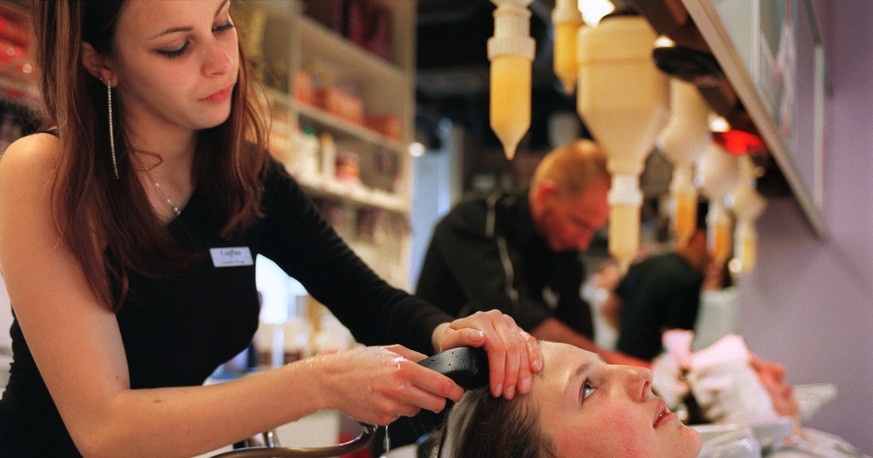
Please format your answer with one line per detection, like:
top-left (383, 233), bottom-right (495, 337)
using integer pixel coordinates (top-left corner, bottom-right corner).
top-left (425, 342), bottom-right (703, 458)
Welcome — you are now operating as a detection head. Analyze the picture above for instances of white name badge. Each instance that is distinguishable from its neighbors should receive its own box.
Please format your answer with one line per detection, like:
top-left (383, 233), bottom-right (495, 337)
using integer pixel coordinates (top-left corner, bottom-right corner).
top-left (209, 247), bottom-right (254, 268)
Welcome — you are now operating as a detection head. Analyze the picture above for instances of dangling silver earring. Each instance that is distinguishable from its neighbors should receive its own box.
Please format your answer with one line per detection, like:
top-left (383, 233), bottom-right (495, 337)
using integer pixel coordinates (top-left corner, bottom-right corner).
top-left (106, 79), bottom-right (119, 179)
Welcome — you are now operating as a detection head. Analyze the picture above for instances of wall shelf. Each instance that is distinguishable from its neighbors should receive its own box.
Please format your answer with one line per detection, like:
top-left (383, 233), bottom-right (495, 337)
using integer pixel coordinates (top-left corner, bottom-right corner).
top-left (239, 0), bottom-right (417, 288)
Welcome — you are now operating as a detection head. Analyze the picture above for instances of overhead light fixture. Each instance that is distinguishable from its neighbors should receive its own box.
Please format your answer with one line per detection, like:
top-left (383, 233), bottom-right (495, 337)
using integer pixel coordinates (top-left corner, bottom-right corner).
top-left (408, 142), bottom-right (426, 157)
top-left (709, 114), bottom-right (731, 132)
top-left (577, 0), bottom-right (615, 27)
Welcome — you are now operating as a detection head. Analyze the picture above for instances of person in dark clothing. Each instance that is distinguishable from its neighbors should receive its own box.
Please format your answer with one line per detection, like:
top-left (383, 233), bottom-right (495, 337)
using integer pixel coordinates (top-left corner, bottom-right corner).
top-left (602, 210), bottom-right (711, 361)
top-left (417, 139), bottom-right (646, 367)
top-left (0, 2), bottom-right (541, 456)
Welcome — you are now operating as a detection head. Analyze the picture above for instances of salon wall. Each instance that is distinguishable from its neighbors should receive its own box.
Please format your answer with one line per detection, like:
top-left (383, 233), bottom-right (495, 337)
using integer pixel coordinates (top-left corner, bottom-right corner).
top-left (735, 0), bottom-right (873, 453)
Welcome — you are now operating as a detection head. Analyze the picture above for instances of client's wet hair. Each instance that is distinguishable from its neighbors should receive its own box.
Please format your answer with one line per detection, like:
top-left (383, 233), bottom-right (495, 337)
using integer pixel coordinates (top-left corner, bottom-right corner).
top-left (425, 387), bottom-right (556, 458)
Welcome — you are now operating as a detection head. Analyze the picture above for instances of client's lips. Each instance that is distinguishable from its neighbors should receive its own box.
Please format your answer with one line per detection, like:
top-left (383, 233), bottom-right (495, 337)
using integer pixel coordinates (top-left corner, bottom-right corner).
top-left (202, 85), bottom-right (234, 102)
top-left (654, 400), bottom-right (674, 427)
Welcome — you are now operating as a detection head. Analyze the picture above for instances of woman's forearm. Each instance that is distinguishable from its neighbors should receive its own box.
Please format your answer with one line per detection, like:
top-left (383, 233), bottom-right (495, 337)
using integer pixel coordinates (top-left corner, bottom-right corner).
top-left (72, 362), bottom-right (326, 458)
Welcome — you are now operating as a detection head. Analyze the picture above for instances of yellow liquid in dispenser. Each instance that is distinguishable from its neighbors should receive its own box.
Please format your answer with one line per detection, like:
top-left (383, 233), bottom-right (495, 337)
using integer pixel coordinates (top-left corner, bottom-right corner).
top-left (609, 204), bottom-right (640, 272)
top-left (554, 22), bottom-right (579, 94)
top-left (673, 190), bottom-right (697, 246)
top-left (491, 55), bottom-right (531, 160)
top-left (710, 220), bottom-right (732, 265)
top-left (739, 234), bottom-right (757, 273)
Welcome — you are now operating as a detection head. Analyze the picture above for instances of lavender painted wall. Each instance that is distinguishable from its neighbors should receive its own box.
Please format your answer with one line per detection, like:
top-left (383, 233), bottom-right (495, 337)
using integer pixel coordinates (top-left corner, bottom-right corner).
top-left (736, 0), bottom-right (873, 453)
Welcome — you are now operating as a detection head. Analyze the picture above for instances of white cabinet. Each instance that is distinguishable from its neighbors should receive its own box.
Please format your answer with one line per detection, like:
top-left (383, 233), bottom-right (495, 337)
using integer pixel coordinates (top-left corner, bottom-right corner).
top-left (236, 0), bottom-right (417, 288)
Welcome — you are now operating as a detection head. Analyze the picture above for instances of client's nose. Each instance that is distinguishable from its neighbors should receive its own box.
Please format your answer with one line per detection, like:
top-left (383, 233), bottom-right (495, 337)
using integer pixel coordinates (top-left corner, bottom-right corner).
top-left (614, 366), bottom-right (653, 401)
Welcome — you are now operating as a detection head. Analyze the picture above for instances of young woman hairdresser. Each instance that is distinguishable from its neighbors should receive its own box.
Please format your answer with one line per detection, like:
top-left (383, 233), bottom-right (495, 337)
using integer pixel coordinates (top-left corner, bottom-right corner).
top-left (0, 1), bottom-right (542, 456)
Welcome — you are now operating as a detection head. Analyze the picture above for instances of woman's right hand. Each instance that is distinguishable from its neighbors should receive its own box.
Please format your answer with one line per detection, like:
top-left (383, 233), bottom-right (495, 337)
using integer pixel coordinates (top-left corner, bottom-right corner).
top-left (309, 345), bottom-right (464, 425)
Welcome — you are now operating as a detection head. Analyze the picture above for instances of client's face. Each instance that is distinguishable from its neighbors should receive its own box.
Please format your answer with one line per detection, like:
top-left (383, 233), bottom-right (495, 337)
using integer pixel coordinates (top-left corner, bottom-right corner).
top-left (532, 342), bottom-right (702, 457)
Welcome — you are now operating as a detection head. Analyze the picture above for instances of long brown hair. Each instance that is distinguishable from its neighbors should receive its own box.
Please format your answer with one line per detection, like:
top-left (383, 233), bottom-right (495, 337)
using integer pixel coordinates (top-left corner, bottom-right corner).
top-left (32, 0), bottom-right (269, 311)
top-left (431, 388), bottom-right (555, 458)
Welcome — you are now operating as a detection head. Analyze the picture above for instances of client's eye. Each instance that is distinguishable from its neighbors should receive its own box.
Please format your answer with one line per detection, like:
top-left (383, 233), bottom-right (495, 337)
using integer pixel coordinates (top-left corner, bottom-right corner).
top-left (581, 380), bottom-right (596, 401)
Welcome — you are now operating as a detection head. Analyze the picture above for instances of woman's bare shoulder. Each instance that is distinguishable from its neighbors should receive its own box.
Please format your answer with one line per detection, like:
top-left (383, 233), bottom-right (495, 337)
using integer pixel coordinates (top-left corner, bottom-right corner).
top-left (0, 132), bottom-right (62, 183)
top-left (0, 132), bottom-right (63, 203)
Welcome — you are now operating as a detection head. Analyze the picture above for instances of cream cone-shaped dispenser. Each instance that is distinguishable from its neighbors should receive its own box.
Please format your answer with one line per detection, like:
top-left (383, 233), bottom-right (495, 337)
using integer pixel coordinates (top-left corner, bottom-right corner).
top-left (552, 0), bottom-right (584, 94)
top-left (659, 79), bottom-right (712, 246)
top-left (577, 15), bottom-right (669, 271)
top-left (698, 142), bottom-right (740, 266)
top-left (489, 0), bottom-right (536, 160)
top-left (731, 156), bottom-right (766, 275)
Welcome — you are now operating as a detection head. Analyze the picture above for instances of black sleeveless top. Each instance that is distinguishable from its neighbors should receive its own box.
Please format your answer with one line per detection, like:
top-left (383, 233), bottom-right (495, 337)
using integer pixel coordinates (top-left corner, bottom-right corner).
top-left (0, 159), bottom-right (449, 456)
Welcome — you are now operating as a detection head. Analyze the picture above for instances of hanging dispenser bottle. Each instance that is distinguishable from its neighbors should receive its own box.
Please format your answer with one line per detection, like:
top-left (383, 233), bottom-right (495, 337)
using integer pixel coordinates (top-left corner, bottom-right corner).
top-left (577, 14), bottom-right (669, 271)
top-left (552, 0), bottom-right (583, 94)
top-left (658, 79), bottom-right (712, 246)
top-left (698, 142), bottom-right (740, 266)
top-left (488, 0), bottom-right (535, 160)
top-left (731, 156), bottom-right (766, 274)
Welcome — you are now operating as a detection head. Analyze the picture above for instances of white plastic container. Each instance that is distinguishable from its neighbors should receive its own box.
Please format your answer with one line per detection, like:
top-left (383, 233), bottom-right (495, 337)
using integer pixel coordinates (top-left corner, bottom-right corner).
top-left (577, 15), bottom-right (669, 177)
top-left (577, 15), bottom-right (669, 268)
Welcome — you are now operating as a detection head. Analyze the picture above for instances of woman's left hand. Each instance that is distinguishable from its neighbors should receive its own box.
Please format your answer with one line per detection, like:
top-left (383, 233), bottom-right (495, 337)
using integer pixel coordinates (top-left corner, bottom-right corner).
top-left (432, 310), bottom-right (543, 400)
